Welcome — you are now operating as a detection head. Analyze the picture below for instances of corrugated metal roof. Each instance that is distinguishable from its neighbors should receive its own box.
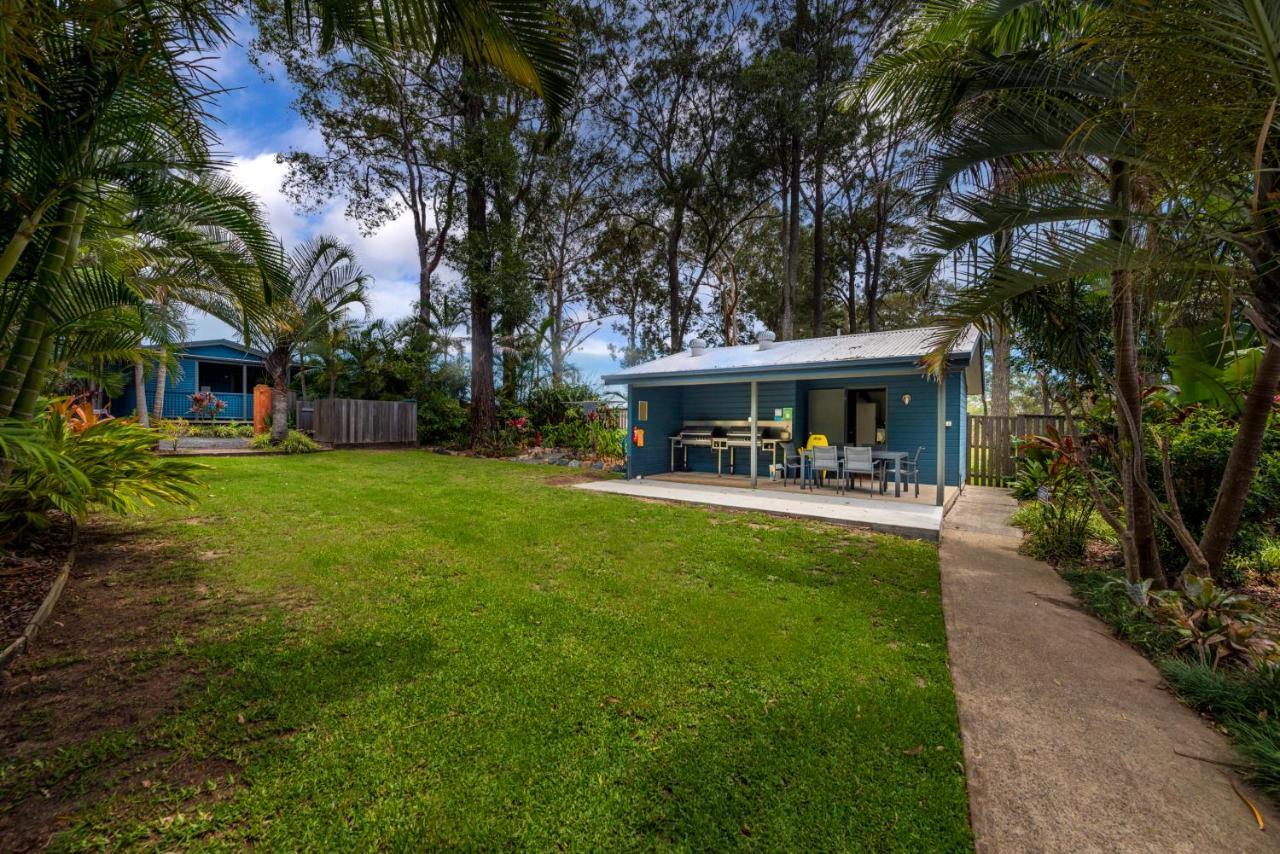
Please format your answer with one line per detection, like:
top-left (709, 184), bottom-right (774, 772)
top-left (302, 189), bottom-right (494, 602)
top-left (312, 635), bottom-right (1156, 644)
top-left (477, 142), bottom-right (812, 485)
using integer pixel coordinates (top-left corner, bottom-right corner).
top-left (602, 325), bottom-right (981, 384)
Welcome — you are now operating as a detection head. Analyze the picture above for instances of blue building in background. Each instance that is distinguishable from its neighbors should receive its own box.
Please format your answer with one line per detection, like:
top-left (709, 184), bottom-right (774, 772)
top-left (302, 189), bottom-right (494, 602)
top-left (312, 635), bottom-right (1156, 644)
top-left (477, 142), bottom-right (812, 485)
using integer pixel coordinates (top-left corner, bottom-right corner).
top-left (114, 339), bottom-right (272, 421)
top-left (602, 326), bottom-right (984, 506)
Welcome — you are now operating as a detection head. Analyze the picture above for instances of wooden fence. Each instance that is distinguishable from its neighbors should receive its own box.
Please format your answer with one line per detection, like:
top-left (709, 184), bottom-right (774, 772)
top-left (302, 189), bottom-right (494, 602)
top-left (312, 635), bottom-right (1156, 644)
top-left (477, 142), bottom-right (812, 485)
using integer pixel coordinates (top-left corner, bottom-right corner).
top-left (967, 414), bottom-right (1068, 486)
top-left (311, 398), bottom-right (417, 446)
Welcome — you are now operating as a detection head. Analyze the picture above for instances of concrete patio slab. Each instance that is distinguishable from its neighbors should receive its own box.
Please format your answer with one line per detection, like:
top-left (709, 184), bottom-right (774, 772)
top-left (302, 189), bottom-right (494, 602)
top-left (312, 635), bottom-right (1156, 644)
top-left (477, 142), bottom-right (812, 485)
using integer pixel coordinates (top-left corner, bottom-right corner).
top-left (940, 486), bottom-right (1278, 852)
top-left (573, 477), bottom-right (944, 539)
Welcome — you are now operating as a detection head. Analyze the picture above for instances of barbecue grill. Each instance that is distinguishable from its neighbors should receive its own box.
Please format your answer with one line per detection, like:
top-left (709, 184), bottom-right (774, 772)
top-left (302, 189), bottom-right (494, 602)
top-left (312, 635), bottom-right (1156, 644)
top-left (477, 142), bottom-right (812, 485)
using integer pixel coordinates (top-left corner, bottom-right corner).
top-left (718, 426), bottom-right (791, 475)
top-left (668, 424), bottom-right (724, 471)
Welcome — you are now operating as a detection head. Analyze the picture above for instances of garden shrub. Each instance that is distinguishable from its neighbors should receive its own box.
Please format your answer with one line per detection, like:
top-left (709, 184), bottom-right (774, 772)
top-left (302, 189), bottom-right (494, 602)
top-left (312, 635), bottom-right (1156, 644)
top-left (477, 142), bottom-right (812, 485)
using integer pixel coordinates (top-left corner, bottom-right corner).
top-left (1150, 408), bottom-right (1280, 568)
top-left (524, 383), bottom-right (597, 427)
top-left (250, 430), bottom-right (320, 454)
top-left (417, 386), bottom-right (468, 446)
top-left (277, 430), bottom-right (320, 454)
top-left (0, 401), bottom-right (205, 544)
top-left (156, 417), bottom-right (191, 450)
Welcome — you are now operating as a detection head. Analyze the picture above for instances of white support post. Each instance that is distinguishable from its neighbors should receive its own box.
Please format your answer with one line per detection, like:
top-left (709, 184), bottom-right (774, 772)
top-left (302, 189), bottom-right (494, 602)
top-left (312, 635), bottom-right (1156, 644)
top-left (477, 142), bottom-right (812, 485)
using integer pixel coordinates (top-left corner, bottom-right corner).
top-left (936, 370), bottom-right (947, 507)
top-left (750, 380), bottom-right (759, 488)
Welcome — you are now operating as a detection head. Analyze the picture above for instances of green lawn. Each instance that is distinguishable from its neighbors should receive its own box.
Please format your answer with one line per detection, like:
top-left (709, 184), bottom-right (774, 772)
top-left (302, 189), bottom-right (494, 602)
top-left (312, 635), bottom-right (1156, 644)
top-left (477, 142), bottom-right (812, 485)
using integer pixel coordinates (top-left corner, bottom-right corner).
top-left (3, 452), bottom-right (971, 850)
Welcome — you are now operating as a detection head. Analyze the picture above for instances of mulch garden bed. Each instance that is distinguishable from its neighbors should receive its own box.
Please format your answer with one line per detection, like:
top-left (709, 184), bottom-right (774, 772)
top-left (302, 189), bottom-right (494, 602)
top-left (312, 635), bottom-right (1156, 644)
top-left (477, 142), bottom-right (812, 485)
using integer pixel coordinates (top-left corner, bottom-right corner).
top-left (1, 516), bottom-right (76, 654)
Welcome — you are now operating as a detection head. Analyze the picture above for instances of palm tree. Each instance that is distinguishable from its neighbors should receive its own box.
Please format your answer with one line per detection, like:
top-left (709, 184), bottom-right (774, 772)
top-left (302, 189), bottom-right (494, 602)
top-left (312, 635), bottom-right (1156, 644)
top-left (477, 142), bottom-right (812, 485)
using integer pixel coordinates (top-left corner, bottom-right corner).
top-left (247, 238), bottom-right (370, 442)
top-left (858, 0), bottom-right (1280, 582)
top-left (0, 0), bottom-right (574, 426)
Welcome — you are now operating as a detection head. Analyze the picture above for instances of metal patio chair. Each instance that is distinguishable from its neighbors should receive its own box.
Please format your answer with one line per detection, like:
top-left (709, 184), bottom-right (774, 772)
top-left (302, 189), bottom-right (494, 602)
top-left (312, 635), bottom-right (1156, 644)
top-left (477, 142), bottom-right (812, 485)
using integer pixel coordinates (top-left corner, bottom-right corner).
top-left (900, 445), bottom-right (926, 497)
top-left (810, 445), bottom-right (843, 493)
top-left (778, 442), bottom-right (803, 487)
top-left (842, 446), bottom-right (880, 497)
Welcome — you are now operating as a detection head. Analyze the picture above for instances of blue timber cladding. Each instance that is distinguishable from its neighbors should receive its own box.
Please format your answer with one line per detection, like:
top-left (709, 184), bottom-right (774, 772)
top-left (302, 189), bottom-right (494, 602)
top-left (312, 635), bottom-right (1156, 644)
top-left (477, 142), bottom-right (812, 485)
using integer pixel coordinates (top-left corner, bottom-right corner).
top-left (112, 340), bottom-right (270, 421)
top-left (624, 365), bottom-right (970, 485)
top-left (627, 385), bottom-right (682, 478)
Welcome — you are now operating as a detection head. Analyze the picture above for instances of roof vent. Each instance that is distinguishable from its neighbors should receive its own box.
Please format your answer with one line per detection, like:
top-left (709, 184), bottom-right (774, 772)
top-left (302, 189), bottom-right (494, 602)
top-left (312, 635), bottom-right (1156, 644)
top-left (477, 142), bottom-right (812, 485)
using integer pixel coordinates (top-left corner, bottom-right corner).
top-left (688, 337), bottom-right (708, 356)
top-left (757, 330), bottom-right (776, 351)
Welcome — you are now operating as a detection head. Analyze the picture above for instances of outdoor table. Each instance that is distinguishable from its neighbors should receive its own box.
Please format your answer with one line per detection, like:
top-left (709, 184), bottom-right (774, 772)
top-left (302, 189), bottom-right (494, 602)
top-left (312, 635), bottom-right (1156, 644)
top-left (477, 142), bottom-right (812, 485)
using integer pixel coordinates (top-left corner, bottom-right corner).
top-left (873, 450), bottom-right (908, 497)
top-left (800, 448), bottom-right (905, 496)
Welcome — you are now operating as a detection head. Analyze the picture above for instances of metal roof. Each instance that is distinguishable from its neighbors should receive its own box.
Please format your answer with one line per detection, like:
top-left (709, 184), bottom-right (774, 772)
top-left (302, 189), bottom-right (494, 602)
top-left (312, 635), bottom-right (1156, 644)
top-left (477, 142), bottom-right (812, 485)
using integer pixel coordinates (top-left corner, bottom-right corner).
top-left (602, 325), bottom-right (982, 385)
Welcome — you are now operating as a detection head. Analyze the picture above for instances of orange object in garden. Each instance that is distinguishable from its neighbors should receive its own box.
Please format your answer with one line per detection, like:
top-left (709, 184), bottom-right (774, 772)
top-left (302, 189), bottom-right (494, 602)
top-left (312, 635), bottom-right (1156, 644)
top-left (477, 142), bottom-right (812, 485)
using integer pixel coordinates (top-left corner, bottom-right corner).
top-left (632, 426), bottom-right (644, 448)
top-left (252, 384), bottom-right (273, 435)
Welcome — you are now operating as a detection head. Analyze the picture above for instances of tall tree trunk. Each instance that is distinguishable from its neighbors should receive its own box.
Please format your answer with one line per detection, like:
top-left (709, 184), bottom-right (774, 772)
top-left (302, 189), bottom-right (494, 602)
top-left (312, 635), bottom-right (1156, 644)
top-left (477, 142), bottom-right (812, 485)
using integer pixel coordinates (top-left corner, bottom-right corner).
top-left (132, 359), bottom-right (150, 428)
top-left (785, 134), bottom-right (801, 339)
top-left (0, 198), bottom-right (87, 418)
top-left (1109, 159), bottom-right (1164, 585)
top-left (666, 203), bottom-right (686, 351)
top-left (549, 271), bottom-right (565, 383)
top-left (462, 61), bottom-right (496, 441)
top-left (812, 152), bottom-right (825, 335)
top-left (989, 326), bottom-right (1011, 417)
top-left (1038, 370), bottom-right (1051, 416)
top-left (151, 359), bottom-right (168, 423)
top-left (864, 235), bottom-right (879, 332)
top-left (1196, 342), bottom-right (1280, 574)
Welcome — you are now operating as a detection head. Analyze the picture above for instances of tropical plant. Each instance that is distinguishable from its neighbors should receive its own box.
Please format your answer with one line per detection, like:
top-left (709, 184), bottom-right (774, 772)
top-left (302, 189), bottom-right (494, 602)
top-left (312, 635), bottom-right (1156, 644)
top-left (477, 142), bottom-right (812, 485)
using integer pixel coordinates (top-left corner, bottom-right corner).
top-left (252, 429), bottom-right (321, 454)
top-left (188, 391), bottom-right (227, 422)
top-left (856, 0), bottom-right (1280, 585)
top-left (1151, 576), bottom-right (1280, 671)
top-left (0, 400), bottom-right (205, 544)
top-left (239, 237), bottom-right (370, 441)
top-left (157, 417), bottom-right (192, 452)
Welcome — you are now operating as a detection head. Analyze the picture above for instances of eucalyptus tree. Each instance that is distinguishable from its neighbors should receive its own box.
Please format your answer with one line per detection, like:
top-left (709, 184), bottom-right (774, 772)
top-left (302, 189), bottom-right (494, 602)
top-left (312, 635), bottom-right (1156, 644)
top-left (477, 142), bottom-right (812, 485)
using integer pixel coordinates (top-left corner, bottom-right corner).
top-left (244, 237), bottom-right (370, 442)
top-left (598, 0), bottom-right (749, 352)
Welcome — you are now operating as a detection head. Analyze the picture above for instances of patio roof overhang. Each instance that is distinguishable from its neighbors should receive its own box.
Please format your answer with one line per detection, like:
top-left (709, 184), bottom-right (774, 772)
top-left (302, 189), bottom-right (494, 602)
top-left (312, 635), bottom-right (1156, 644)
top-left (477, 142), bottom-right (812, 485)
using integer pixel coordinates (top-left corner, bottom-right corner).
top-left (602, 325), bottom-right (983, 391)
top-left (607, 353), bottom-right (978, 388)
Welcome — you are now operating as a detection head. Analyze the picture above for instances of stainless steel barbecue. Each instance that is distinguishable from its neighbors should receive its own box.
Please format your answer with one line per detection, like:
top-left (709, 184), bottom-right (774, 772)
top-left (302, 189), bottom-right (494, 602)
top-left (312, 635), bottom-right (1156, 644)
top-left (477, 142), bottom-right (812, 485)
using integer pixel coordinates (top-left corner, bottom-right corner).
top-left (668, 424), bottom-right (723, 471)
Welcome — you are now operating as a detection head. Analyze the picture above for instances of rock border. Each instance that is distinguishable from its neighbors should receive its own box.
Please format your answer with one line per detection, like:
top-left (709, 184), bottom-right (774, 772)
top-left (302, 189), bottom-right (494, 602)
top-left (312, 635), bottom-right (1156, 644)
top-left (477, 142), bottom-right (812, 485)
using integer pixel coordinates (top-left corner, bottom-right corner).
top-left (0, 525), bottom-right (78, 669)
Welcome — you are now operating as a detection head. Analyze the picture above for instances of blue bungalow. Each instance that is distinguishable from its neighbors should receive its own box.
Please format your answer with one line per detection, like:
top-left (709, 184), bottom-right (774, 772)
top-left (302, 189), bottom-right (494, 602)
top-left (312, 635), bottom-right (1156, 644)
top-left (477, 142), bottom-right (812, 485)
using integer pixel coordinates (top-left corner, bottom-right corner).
top-left (114, 339), bottom-right (273, 421)
top-left (601, 325), bottom-right (983, 507)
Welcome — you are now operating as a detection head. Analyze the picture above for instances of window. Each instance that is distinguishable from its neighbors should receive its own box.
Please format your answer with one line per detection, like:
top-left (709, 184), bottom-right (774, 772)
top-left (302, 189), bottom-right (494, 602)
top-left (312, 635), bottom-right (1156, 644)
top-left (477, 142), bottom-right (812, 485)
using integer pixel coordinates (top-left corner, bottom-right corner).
top-left (197, 361), bottom-right (244, 394)
top-left (638, 400), bottom-right (649, 421)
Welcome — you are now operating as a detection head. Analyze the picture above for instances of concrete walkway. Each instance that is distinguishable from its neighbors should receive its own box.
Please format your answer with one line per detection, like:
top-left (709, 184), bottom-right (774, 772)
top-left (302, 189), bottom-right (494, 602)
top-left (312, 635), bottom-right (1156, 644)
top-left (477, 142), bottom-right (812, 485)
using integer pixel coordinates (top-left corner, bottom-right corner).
top-left (941, 487), bottom-right (1277, 852)
top-left (574, 477), bottom-right (944, 540)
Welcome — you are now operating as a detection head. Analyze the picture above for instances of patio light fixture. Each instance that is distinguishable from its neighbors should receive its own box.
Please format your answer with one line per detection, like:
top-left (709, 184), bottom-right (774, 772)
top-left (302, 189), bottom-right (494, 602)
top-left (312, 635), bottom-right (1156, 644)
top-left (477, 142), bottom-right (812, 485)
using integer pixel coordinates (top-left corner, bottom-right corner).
top-left (901, 393), bottom-right (911, 406)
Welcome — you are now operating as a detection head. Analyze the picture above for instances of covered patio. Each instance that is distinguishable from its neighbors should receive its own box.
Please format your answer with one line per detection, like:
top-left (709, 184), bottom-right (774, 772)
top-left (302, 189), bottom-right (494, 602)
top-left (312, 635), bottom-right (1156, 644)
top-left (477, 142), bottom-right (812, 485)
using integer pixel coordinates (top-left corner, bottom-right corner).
top-left (576, 473), bottom-right (961, 540)
top-left (603, 325), bottom-right (984, 515)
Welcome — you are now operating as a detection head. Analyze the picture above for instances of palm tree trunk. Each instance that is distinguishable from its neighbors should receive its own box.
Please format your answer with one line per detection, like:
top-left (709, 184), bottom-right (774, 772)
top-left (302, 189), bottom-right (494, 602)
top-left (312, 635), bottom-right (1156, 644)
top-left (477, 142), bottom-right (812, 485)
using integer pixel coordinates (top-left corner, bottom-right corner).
top-left (151, 359), bottom-right (168, 423)
top-left (272, 368), bottom-right (289, 442)
top-left (1196, 342), bottom-right (1280, 574)
top-left (133, 359), bottom-right (150, 427)
top-left (0, 198), bottom-right (86, 418)
top-left (1109, 159), bottom-right (1164, 585)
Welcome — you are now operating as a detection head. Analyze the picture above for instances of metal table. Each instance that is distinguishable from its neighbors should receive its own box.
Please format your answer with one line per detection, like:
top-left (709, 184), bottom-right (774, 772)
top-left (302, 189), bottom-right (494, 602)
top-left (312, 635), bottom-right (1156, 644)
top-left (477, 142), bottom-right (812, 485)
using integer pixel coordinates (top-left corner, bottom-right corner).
top-left (800, 448), bottom-right (906, 496)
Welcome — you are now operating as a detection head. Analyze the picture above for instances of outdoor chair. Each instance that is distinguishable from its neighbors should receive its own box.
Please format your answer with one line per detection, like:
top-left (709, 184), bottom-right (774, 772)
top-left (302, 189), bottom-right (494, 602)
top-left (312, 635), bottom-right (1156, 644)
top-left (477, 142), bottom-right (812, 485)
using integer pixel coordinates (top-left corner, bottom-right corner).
top-left (842, 446), bottom-right (879, 497)
top-left (810, 445), bottom-right (843, 493)
top-left (778, 442), bottom-right (803, 486)
top-left (901, 445), bottom-right (926, 497)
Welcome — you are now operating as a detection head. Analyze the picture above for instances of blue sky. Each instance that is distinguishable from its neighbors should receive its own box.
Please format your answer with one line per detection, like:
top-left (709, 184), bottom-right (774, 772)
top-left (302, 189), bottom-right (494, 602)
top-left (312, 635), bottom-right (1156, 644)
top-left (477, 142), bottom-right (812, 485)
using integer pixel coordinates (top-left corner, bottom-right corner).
top-left (199, 24), bottom-right (623, 387)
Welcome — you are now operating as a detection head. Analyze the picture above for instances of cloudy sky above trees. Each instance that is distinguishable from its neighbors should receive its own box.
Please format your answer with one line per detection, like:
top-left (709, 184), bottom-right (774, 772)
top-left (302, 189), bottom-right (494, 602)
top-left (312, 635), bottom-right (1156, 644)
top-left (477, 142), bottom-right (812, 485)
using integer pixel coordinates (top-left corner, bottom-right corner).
top-left (201, 22), bottom-right (620, 383)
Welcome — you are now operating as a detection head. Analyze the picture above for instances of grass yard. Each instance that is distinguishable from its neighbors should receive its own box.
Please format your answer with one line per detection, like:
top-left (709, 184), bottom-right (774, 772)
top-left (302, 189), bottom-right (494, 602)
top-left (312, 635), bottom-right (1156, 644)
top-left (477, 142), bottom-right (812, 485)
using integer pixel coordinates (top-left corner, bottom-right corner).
top-left (0, 452), bottom-right (971, 850)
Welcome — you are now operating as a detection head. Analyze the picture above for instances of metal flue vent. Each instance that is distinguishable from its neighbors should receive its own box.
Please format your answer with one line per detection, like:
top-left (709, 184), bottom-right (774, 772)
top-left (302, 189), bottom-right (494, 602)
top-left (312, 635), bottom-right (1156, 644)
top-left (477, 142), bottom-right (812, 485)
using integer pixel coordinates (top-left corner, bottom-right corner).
top-left (688, 337), bottom-right (708, 356)
top-left (757, 330), bottom-right (777, 350)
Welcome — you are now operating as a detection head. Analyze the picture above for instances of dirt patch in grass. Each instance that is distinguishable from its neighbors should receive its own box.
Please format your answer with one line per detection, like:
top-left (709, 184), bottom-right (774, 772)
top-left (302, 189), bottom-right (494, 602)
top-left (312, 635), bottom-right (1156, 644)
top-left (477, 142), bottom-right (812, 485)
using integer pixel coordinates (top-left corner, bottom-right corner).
top-left (0, 520), bottom-right (259, 852)
top-left (1, 516), bottom-right (76, 651)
